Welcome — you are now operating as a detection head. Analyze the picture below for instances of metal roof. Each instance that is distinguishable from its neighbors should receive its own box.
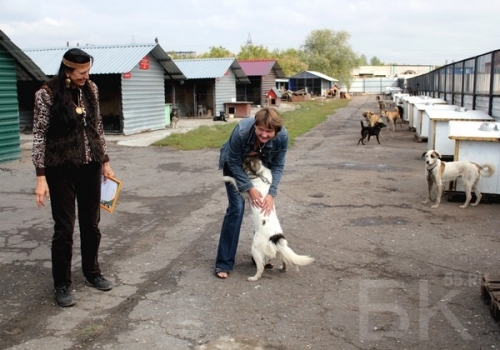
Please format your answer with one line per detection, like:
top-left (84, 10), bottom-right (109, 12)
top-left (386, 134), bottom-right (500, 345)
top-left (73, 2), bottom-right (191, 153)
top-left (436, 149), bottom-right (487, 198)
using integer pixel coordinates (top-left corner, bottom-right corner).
top-left (23, 43), bottom-right (185, 80)
top-left (237, 59), bottom-right (286, 78)
top-left (173, 58), bottom-right (249, 83)
top-left (0, 30), bottom-right (47, 81)
top-left (290, 70), bottom-right (338, 82)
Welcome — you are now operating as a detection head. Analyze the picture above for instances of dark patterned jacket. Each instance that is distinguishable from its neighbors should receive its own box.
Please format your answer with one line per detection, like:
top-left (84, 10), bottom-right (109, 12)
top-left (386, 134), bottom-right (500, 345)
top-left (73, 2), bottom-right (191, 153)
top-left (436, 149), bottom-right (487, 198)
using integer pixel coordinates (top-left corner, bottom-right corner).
top-left (32, 80), bottom-right (109, 176)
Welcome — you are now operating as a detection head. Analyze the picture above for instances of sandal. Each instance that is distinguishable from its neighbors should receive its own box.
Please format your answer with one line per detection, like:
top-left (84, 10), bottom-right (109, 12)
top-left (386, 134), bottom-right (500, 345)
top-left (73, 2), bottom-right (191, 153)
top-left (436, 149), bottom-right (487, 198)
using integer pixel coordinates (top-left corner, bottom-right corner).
top-left (215, 268), bottom-right (229, 279)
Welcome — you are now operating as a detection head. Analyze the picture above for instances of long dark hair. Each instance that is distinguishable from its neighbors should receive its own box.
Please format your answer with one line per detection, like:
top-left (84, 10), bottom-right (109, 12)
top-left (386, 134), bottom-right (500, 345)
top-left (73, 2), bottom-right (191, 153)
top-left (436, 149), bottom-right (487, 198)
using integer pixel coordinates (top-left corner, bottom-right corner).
top-left (46, 48), bottom-right (94, 127)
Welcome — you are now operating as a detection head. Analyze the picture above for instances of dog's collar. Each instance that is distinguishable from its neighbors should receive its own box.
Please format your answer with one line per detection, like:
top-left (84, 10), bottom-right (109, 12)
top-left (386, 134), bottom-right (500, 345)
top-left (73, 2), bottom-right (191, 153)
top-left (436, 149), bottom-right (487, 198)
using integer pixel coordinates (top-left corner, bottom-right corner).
top-left (426, 163), bottom-right (437, 177)
top-left (248, 173), bottom-right (271, 185)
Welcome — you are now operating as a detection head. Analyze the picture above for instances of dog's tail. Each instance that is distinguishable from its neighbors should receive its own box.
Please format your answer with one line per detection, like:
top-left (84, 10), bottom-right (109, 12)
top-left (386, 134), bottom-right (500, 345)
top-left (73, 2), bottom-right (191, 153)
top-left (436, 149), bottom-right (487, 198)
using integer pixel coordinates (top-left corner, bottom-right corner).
top-left (270, 234), bottom-right (315, 268)
top-left (222, 175), bottom-right (238, 189)
top-left (396, 105), bottom-right (404, 119)
top-left (479, 163), bottom-right (495, 177)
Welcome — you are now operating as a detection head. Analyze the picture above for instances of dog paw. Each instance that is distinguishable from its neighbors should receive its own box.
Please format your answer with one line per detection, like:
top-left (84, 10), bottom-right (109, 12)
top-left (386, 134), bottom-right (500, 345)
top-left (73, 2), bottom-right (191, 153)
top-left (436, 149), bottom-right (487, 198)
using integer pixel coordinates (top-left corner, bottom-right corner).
top-left (248, 276), bottom-right (260, 282)
top-left (421, 200), bottom-right (429, 205)
top-left (431, 204), bottom-right (439, 209)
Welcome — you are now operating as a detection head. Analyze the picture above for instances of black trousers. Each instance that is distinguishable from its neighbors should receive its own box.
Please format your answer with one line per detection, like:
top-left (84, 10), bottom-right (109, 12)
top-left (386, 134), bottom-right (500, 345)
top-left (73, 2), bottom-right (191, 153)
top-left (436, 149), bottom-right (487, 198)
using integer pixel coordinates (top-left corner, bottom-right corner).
top-left (45, 162), bottom-right (103, 288)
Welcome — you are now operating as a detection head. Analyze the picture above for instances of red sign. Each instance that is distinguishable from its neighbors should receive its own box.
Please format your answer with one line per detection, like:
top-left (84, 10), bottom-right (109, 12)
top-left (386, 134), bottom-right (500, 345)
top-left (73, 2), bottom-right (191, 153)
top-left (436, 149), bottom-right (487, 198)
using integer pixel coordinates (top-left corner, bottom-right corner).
top-left (123, 72), bottom-right (132, 79)
top-left (139, 56), bottom-right (150, 70)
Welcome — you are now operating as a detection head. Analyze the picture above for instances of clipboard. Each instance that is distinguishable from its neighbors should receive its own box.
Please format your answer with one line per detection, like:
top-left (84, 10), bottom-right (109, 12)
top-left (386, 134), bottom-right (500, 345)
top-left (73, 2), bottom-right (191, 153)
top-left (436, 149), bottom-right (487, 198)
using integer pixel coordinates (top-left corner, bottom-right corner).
top-left (100, 176), bottom-right (122, 213)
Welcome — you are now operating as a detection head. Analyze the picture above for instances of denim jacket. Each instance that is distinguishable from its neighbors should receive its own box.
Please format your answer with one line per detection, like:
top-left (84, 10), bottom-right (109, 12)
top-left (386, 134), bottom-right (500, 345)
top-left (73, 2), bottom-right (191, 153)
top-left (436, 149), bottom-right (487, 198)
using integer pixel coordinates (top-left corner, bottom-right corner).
top-left (218, 117), bottom-right (288, 197)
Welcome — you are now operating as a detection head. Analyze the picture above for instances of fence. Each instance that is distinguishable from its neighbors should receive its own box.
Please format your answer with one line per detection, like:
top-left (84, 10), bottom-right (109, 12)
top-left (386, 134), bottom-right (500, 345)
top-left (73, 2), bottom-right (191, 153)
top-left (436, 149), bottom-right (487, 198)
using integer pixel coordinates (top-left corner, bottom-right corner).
top-left (344, 78), bottom-right (399, 95)
top-left (405, 49), bottom-right (500, 118)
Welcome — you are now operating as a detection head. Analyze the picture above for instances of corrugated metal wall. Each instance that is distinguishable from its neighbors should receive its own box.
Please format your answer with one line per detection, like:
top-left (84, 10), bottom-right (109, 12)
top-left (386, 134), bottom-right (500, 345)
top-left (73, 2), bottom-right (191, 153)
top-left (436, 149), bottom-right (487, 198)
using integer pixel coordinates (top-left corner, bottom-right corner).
top-left (121, 55), bottom-right (166, 135)
top-left (261, 72), bottom-right (276, 106)
top-left (214, 72), bottom-right (236, 116)
top-left (0, 50), bottom-right (21, 163)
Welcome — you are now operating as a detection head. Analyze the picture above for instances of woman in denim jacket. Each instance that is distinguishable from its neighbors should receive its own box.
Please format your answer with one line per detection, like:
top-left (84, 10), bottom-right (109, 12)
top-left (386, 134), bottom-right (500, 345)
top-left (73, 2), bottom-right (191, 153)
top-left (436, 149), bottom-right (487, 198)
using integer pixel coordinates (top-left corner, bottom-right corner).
top-left (215, 108), bottom-right (288, 279)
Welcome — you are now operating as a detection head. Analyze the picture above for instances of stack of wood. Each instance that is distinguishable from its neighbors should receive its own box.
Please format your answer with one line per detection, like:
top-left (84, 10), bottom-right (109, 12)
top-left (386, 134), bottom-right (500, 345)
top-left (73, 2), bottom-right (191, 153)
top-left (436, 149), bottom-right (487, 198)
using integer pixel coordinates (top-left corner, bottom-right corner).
top-left (480, 274), bottom-right (500, 322)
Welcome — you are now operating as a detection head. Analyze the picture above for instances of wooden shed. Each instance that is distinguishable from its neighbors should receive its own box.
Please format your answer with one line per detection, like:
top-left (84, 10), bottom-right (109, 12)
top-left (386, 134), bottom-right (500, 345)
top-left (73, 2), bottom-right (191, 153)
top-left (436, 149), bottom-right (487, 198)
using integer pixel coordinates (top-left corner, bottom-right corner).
top-left (169, 58), bottom-right (249, 118)
top-left (236, 60), bottom-right (286, 106)
top-left (23, 44), bottom-right (185, 135)
top-left (0, 30), bottom-right (47, 163)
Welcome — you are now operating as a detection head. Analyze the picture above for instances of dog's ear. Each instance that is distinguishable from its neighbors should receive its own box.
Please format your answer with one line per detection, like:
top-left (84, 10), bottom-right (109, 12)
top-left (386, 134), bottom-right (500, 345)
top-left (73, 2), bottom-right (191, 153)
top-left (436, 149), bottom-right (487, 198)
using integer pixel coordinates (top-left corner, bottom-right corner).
top-left (421, 151), bottom-right (427, 158)
top-left (434, 151), bottom-right (442, 159)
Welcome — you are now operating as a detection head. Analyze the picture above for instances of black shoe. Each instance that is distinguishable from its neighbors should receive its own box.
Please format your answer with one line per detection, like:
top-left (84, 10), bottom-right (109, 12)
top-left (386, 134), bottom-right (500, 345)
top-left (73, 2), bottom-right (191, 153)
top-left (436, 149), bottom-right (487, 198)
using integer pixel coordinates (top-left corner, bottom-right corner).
top-left (85, 275), bottom-right (113, 291)
top-left (54, 286), bottom-right (76, 307)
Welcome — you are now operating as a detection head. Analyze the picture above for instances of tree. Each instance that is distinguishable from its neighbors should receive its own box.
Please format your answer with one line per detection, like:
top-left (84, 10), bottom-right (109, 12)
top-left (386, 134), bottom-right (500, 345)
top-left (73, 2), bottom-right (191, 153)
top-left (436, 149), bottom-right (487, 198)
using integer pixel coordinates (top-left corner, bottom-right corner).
top-left (237, 44), bottom-right (273, 59)
top-left (197, 46), bottom-right (235, 58)
top-left (272, 48), bottom-right (308, 77)
top-left (357, 54), bottom-right (368, 66)
top-left (370, 56), bottom-right (384, 66)
top-left (301, 29), bottom-right (358, 91)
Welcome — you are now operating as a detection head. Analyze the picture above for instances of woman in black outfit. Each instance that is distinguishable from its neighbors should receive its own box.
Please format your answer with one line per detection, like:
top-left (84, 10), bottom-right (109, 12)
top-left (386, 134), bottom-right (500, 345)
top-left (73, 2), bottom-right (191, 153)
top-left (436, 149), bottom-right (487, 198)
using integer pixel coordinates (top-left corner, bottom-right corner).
top-left (32, 48), bottom-right (115, 307)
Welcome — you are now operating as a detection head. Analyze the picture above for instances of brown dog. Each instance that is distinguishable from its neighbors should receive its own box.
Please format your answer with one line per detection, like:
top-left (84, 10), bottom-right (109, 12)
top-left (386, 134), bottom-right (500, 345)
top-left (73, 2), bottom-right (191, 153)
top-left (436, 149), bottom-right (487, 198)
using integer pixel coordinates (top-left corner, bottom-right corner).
top-left (381, 107), bottom-right (403, 131)
top-left (362, 111), bottom-right (384, 127)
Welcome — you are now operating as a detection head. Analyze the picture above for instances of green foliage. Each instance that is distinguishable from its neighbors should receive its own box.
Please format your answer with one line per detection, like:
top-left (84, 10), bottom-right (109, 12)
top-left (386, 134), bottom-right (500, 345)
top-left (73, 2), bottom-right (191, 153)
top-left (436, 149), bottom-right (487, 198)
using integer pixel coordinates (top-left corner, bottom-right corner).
top-left (357, 54), bottom-right (368, 66)
top-left (271, 48), bottom-right (308, 77)
top-left (153, 99), bottom-right (350, 150)
top-left (301, 29), bottom-right (358, 90)
top-left (197, 46), bottom-right (235, 58)
top-left (370, 56), bottom-right (384, 65)
top-left (237, 44), bottom-right (274, 59)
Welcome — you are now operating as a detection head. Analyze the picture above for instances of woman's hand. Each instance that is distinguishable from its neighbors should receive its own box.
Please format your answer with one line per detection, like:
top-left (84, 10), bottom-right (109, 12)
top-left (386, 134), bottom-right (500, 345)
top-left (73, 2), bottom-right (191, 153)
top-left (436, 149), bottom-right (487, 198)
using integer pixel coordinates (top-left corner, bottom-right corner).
top-left (248, 188), bottom-right (274, 216)
top-left (248, 187), bottom-right (262, 207)
top-left (102, 162), bottom-right (115, 179)
top-left (259, 194), bottom-right (274, 216)
top-left (35, 176), bottom-right (50, 208)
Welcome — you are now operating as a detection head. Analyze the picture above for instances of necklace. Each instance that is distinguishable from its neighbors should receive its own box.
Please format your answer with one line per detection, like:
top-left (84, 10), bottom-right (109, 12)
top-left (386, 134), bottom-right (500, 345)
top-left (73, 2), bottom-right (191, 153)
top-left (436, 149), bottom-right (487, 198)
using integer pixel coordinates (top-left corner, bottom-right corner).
top-left (74, 88), bottom-right (83, 115)
top-left (256, 139), bottom-right (267, 155)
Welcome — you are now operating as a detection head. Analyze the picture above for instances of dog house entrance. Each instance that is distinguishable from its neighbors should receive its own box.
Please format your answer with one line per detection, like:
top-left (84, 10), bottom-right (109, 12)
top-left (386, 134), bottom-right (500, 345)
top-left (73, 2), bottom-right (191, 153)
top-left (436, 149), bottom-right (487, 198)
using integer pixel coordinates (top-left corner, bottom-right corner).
top-left (228, 107), bottom-right (235, 114)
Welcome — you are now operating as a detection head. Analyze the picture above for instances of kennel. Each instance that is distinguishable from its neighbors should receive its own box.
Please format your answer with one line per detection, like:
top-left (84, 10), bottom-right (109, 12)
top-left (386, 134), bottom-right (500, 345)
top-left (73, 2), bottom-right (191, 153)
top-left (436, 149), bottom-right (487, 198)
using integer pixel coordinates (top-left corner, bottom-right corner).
top-left (448, 120), bottom-right (500, 195)
top-left (408, 97), bottom-right (447, 130)
top-left (427, 109), bottom-right (494, 158)
top-left (413, 103), bottom-right (458, 141)
top-left (392, 92), bottom-right (409, 105)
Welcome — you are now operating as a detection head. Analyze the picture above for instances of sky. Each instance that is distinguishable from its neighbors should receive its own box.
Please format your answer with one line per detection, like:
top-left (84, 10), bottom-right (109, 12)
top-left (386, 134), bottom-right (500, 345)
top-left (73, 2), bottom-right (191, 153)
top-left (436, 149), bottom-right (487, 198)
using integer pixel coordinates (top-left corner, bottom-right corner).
top-left (1, 0), bottom-right (498, 67)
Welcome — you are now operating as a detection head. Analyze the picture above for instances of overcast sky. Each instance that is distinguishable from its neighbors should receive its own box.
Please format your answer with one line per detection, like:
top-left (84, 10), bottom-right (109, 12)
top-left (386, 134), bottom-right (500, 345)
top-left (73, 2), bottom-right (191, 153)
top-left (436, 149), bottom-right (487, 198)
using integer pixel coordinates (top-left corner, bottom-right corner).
top-left (1, 0), bottom-right (498, 66)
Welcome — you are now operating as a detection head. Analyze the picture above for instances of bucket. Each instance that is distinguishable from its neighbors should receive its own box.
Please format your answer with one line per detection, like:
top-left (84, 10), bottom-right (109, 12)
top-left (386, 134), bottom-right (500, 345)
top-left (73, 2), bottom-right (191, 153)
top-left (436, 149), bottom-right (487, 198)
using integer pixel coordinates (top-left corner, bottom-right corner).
top-left (231, 97), bottom-right (236, 102)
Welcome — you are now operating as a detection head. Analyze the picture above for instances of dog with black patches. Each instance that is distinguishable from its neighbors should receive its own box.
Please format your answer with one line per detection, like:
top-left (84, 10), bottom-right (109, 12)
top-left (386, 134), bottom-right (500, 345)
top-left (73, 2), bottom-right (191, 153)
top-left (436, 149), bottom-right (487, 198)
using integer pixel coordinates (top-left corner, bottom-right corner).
top-left (222, 156), bottom-right (315, 281)
top-left (422, 150), bottom-right (495, 209)
top-left (357, 120), bottom-right (386, 145)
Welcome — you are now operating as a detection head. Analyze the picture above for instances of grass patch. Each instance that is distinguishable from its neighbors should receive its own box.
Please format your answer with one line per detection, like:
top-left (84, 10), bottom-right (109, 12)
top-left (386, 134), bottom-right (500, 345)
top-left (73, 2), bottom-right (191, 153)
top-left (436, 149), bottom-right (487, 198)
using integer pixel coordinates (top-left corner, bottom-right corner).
top-left (153, 99), bottom-right (350, 150)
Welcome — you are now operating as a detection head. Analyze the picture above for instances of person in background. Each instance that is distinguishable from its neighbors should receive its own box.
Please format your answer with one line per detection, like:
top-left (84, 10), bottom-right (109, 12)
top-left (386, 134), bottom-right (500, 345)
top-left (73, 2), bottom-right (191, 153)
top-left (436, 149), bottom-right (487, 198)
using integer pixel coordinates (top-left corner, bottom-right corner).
top-left (32, 48), bottom-right (115, 307)
top-left (215, 107), bottom-right (289, 279)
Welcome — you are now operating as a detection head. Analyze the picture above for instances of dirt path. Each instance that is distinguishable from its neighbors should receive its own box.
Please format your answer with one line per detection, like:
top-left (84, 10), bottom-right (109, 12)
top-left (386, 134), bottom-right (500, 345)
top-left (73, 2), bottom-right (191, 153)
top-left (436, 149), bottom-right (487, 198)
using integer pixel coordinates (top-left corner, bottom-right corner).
top-left (1, 95), bottom-right (499, 349)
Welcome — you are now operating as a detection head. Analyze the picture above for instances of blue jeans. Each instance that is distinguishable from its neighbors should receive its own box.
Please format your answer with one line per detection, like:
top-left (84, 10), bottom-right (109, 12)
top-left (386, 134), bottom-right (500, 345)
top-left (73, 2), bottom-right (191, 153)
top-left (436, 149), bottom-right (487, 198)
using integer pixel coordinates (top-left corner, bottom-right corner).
top-left (215, 165), bottom-right (246, 271)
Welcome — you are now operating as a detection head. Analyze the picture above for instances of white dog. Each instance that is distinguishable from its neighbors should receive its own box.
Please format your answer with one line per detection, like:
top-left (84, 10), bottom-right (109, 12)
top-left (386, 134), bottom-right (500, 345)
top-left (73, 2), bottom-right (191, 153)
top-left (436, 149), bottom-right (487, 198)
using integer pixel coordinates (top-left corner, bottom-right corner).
top-left (223, 156), bottom-right (315, 281)
top-left (422, 150), bottom-right (495, 209)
